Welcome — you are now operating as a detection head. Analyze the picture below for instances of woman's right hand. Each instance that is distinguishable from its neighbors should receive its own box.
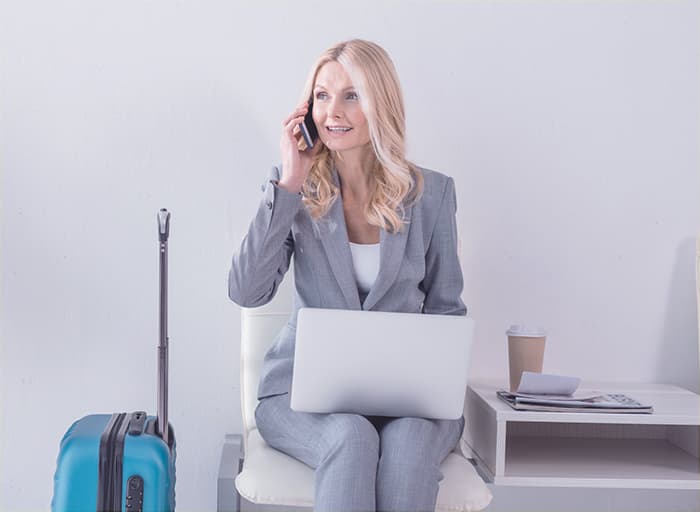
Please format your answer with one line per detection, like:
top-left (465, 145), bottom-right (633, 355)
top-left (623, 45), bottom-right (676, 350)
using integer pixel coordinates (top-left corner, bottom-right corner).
top-left (279, 102), bottom-right (320, 193)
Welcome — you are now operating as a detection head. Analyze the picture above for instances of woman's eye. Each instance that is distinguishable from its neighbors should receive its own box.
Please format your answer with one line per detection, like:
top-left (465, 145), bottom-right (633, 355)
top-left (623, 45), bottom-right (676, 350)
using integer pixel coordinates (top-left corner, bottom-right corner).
top-left (346, 92), bottom-right (359, 100)
top-left (315, 91), bottom-right (328, 100)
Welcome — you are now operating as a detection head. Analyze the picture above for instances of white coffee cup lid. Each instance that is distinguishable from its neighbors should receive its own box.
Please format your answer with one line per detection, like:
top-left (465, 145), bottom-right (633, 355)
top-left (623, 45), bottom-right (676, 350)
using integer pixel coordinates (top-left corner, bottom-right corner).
top-left (506, 324), bottom-right (547, 337)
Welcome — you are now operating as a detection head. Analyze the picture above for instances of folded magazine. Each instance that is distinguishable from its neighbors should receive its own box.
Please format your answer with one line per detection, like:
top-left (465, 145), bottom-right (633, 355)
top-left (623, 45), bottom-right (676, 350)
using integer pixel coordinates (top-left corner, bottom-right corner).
top-left (497, 390), bottom-right (653, 414)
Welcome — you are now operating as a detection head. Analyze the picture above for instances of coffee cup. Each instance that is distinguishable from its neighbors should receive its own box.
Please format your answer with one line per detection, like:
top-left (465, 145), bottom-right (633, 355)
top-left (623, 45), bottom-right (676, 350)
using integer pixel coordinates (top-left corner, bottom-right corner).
top-left (506, 325), bottom-right (546, 392)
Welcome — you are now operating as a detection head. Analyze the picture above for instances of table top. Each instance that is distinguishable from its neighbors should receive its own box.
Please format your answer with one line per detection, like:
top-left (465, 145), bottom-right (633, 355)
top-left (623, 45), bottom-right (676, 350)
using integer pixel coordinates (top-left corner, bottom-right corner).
top-left (467, 378), bottom-right (700, 425)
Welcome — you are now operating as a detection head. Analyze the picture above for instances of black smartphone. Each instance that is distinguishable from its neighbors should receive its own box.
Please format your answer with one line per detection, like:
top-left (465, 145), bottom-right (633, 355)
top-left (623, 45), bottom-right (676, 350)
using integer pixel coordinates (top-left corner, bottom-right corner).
top-left (298, 101), bottom-right (318, 151)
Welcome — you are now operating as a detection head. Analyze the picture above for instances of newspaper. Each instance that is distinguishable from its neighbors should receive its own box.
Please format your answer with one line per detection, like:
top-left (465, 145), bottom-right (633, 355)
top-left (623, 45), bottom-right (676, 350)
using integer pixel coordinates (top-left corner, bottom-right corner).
top-left (497, 372), bottom-right (653, 413)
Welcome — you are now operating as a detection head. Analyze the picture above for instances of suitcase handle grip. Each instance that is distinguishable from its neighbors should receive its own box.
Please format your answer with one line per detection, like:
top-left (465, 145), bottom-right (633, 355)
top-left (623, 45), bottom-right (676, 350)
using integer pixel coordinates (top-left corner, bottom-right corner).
top-left (158, 209), bottom-right (170, 242)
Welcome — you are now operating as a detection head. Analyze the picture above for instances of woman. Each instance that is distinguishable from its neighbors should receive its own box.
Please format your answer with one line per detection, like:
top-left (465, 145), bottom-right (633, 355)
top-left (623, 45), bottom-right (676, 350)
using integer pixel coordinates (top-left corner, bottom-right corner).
top-left (229, 39), bottom-right (466, 512)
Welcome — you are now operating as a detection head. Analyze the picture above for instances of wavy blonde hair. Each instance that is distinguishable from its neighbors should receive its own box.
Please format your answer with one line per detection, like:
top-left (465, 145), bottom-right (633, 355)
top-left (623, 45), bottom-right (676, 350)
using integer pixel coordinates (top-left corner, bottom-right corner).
top-left (299, 39), bottom-right (423, 233)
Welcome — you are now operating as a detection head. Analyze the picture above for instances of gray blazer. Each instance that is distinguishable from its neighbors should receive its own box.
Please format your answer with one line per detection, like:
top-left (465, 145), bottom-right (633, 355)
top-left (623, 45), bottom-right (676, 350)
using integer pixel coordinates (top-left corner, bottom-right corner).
top-left (228, 164), bottom-right (466, 399)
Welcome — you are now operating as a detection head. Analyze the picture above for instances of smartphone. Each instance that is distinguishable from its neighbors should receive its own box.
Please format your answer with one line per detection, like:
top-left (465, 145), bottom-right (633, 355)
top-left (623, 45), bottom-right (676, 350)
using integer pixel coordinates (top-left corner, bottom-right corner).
top-left (298, 101), bottom-right (318, 151)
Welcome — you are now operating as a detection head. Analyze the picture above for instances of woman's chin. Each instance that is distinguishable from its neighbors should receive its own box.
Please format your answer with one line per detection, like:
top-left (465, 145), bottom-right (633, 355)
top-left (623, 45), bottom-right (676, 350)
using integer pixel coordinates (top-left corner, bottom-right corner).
top-left (324, 140), bottom-right (371, 156)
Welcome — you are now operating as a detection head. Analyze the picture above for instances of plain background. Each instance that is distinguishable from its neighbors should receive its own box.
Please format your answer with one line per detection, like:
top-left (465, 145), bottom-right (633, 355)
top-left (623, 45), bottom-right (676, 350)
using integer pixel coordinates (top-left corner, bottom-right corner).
top-left (1, 0), bottom-right (698, 510)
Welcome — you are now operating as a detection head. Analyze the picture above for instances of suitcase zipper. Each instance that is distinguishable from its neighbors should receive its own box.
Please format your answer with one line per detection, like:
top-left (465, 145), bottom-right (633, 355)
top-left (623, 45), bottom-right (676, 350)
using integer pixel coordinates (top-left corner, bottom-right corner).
top-left (97, 413), bottom-right (126, 512)
top-left (111, 412), bottom-right (134, 511)
top-left (97, 412), bottom-right (145, 512)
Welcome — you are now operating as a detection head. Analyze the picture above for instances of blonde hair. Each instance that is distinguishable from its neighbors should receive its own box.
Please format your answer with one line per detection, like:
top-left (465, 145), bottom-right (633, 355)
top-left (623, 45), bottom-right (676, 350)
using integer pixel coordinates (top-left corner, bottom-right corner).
top-left (299, 39), bottom-right (423, 233)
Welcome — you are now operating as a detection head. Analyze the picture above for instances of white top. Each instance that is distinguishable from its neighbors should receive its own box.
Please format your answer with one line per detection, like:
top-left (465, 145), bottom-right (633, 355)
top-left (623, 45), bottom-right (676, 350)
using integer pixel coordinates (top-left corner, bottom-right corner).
top-left (348, 242), bottom-right (380, 294)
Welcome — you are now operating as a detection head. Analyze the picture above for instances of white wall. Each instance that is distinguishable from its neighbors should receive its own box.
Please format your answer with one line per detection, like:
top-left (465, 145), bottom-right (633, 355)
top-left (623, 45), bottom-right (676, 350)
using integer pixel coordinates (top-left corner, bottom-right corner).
top-left (1, 1), bottom-right (698, 511)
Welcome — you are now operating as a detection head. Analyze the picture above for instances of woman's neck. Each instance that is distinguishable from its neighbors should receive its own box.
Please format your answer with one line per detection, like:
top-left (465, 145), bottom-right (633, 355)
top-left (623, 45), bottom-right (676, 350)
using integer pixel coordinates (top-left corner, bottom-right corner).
top-left (334, 146), bottom-right (373, 201)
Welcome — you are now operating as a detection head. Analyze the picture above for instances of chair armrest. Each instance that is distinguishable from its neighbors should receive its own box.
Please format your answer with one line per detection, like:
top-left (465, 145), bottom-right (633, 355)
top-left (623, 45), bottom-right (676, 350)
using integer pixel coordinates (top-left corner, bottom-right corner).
top-left (217, 433), bottom-right (244, 512)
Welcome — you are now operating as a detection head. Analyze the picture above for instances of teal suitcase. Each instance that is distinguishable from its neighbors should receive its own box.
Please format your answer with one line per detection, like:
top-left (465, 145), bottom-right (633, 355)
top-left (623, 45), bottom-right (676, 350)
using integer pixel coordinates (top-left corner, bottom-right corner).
top-left (52, 413), bottom-right (175, 512)
top-left (52, 210), bottom-right (176, 512)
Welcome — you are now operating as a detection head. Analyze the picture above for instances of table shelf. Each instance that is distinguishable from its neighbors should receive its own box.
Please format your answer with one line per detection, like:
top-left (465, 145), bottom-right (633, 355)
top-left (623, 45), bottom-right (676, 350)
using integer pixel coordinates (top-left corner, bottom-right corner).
top-left (502, 436), bottom-right (699, 489)
top-left (465, 380), bottom-right (700, 489)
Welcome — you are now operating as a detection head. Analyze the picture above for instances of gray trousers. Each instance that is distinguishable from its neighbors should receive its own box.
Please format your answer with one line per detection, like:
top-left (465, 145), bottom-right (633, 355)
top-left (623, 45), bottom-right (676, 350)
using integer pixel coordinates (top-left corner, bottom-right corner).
top-left (255, 393), bottom-right (465, 512)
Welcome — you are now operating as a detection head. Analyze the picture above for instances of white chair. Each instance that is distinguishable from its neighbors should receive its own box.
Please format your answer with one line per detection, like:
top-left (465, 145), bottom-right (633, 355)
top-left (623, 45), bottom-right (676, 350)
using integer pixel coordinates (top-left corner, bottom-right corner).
top-left (697, 236), bottom-right (700, 362)
top-left (217, 272), bottom-right (493, 512)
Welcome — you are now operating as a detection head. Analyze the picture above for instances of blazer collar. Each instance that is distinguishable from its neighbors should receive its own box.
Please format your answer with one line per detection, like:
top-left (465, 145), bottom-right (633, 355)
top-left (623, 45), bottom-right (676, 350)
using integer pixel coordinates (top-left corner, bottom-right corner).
top-left (317, 167), bottom-right (412, 311)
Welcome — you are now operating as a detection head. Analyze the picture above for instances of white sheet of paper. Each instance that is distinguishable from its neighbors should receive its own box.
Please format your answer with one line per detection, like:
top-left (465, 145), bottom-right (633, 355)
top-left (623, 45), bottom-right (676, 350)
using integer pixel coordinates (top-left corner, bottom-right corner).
top-left (516, 371), bottom-right (580, 395)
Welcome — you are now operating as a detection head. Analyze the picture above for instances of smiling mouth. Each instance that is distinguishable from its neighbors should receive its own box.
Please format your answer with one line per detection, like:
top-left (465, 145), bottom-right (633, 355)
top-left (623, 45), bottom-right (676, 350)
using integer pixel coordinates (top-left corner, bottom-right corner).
top-left (326, 127), bottom-right (352, 133)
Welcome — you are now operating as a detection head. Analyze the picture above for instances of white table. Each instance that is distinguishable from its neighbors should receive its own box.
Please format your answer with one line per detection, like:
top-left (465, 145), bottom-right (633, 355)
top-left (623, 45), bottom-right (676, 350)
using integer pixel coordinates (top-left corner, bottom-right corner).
top-left (463, 379), bottom-right (700, 489)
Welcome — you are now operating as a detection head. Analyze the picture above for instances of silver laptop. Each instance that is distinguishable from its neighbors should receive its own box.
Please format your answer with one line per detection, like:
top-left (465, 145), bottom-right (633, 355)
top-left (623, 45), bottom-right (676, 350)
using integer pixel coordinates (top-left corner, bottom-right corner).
top-left (290, 307), bottom-right (474, 419)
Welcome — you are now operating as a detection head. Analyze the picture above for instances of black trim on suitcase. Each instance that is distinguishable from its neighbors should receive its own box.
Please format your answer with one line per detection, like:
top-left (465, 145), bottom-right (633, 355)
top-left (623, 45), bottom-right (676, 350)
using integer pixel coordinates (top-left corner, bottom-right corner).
top-left (110, 412), bottom-right (133, 511)
top-left (128, 411), bottom-right (147, 436)
top-left (146, 419), bottom-right (176, 451)
top-left (126, 476), bottom-right (144, 512)
top-left (97, 412), bottom-right (145, 512)
top-left (97, 413), bottom-right (127, 512)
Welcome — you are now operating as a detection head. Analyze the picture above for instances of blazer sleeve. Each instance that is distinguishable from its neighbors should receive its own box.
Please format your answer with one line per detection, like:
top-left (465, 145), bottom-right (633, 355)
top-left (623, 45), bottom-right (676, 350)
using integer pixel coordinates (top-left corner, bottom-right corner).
top-left (420, 176), bottom-right (467, 316)
top-left (228, 165), bottom-right (303, 307)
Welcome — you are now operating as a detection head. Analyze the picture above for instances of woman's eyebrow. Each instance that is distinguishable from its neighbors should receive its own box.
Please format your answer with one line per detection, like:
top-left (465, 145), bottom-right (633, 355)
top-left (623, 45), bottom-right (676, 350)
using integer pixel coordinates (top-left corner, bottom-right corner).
top-left (313, 84), bottom-right (356, 91)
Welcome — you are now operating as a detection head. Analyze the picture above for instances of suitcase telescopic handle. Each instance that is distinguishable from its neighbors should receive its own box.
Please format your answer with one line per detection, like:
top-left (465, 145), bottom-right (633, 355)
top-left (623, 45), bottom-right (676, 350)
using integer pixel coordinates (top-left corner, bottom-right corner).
top-left (157, 209), bottom-right (170, 444)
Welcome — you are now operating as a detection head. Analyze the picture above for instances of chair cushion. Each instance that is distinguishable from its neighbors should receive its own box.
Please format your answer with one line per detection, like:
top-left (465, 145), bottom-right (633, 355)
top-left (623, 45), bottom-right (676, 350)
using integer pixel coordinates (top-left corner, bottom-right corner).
top-left (236, 429), bottom-right (492, 512)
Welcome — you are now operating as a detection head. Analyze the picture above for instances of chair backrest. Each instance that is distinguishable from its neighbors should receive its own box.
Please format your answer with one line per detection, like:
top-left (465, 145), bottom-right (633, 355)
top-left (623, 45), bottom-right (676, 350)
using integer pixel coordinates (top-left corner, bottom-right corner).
top-left (696, 237), bottom-right (700, 358)
top-left (239, 270), bottom-right (295, 442)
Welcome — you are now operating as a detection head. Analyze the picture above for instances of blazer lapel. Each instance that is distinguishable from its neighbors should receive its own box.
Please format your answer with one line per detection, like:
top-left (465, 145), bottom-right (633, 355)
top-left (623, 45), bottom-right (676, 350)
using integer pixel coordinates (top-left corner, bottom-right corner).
top-left (317, 167), bottom-right (413, 311)
top-left (317, 170), bottom-right (362, 310)
top-left (362, 204), bottom-right (412, 311)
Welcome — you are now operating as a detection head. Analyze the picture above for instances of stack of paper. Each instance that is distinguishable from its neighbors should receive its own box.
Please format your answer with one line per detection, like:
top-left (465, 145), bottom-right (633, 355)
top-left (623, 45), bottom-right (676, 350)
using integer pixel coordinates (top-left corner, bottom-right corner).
top-left (497, 372), bottom-right (653, 413)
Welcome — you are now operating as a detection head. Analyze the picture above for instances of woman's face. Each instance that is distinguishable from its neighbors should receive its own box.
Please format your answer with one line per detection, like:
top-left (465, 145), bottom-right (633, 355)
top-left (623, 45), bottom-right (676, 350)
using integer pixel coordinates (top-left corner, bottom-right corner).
top-left (312, 61), bottom-right (371, 155)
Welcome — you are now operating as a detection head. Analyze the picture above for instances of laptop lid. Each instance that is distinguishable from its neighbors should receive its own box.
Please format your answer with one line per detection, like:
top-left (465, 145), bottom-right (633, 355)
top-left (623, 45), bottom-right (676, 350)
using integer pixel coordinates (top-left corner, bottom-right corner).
top-left (290, 307), bottom-right (474, 419)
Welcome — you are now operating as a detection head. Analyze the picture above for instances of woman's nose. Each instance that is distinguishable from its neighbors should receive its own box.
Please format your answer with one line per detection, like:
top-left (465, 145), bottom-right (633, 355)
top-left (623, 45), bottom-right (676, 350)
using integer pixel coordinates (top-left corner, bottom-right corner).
top-left (326, 98), bottom-right (343, 119)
